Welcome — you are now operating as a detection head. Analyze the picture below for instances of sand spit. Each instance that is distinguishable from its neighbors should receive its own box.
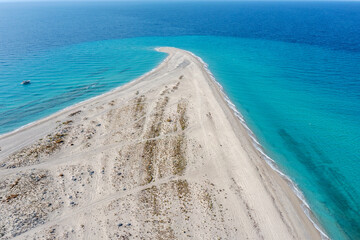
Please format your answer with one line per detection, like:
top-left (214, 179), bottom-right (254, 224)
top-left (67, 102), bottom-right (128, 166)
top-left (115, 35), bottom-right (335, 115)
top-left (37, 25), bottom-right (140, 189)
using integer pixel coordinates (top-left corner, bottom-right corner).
top-left (0, 47), bottom-right (321, 239)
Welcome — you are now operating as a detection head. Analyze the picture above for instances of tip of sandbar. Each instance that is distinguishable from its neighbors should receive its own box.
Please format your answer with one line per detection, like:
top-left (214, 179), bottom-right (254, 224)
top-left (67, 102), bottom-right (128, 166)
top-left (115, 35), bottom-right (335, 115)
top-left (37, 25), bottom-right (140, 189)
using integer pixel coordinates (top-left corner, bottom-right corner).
top-left (155, 46), bottom-right (178, 53)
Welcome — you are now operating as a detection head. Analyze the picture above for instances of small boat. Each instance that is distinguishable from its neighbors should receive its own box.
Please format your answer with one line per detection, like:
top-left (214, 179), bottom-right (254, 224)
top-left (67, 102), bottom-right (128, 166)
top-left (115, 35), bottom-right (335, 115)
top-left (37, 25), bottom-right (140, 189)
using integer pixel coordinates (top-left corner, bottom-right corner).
top-left (21, 80), bottom-right (31, 85)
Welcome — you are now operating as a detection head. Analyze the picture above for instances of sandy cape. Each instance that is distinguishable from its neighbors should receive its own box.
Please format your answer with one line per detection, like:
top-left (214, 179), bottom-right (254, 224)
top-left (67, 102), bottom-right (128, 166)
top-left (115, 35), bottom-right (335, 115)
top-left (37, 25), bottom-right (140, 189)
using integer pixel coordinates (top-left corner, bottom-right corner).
top-left (0, 47), bottom-right (321, 239)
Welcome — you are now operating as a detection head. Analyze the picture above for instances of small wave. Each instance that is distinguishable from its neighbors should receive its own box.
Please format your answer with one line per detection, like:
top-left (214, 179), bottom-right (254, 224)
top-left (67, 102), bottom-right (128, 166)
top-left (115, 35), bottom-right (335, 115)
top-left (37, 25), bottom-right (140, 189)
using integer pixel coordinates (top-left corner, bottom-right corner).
top-left (0, 51), bottom-right (169, 138)
top-left (184, 49), bottom-right (330, 240)
top-left (86, 67), bottom-right (110, 78)
top-left (119, 67), bottom-right (131, 74)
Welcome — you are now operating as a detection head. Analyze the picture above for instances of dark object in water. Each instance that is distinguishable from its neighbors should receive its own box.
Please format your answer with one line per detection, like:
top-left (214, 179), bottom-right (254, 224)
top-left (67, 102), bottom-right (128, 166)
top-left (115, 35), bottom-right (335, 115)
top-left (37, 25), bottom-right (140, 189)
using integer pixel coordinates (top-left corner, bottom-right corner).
top-left (21, 80), bottom-right (31, 85)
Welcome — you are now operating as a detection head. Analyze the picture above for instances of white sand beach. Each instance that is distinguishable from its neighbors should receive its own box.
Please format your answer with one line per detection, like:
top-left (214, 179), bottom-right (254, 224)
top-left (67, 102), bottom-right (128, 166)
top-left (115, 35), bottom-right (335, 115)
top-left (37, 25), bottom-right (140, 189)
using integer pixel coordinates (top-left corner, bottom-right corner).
top-left (0, 47), bottom-right (321, 239)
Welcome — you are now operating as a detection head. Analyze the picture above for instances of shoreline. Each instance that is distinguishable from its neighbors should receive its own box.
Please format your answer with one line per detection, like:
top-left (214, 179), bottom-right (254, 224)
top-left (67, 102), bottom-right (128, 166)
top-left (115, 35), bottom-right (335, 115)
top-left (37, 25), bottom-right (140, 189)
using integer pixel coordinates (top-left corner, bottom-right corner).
top-left (0, 53), bottom-right (171, 160)
top-left (184, 49), bottom-right (329, 239)
top-left (0, 47), bottom-right (324, 239)
top-left (0, 54), bottom-right (169, 139)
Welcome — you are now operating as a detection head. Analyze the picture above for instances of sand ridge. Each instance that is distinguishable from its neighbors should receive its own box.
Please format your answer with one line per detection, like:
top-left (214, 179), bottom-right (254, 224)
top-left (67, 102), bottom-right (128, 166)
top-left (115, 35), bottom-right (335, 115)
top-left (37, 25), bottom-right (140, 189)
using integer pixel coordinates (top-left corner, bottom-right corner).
top-left (0, 47), bottom-right (321, 239)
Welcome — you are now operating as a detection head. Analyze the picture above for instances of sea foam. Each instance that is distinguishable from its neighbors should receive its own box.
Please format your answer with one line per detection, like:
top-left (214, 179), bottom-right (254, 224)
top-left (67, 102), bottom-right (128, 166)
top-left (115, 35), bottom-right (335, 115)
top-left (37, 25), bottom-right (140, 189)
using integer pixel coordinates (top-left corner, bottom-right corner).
top-left (184, 49), bottom-right (330, 240)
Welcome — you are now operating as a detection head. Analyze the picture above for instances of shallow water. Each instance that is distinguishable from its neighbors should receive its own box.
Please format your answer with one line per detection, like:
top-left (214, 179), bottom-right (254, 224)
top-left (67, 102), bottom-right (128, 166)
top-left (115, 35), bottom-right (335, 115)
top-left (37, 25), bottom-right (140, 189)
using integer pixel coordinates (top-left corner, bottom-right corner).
top-left (0, 40), bottom-right (166, 132)
top-left (1, 2), bottom-right (360, 239)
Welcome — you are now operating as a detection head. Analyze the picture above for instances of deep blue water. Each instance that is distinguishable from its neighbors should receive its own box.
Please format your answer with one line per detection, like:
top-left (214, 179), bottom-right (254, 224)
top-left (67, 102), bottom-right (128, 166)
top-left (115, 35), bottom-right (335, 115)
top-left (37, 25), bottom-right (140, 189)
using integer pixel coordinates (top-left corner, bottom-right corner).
top-left (1, 2), bottom-right (360, 240)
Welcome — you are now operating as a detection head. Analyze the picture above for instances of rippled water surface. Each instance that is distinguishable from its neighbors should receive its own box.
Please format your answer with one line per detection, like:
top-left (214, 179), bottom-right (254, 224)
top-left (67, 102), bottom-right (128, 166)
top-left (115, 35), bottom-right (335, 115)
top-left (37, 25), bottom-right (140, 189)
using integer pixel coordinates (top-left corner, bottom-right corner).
top-left (1, 2), bottom-right (360, 239)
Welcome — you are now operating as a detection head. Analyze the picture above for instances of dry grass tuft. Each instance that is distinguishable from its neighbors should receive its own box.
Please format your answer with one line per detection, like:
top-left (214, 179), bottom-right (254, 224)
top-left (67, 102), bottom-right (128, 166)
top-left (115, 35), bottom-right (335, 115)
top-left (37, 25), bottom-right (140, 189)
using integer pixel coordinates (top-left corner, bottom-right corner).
top-left (4, 194), bottom-right (19, 203)
top-left (143, 140), bottom-right (157, 184)
top-left (175, 180), bottom-right (190, 200)
top-left (202, 190), bottom-right (214, 211)
top-left (172, 82), bottom-right (180, 90)
top-left (134, 95), bottom-right (146, 116)
top-left (177, 102), bottom-right (188, 131)
top-left (62, 120), bottom-right (73, 125)
top-left (3, 127), bottom-right (70, 168)
top-left (146, 97), bottom-right (169, 139)
top-left (68, 110), bottom-right (81, 117)
top-left (172, 135), bottom-right (187, 176)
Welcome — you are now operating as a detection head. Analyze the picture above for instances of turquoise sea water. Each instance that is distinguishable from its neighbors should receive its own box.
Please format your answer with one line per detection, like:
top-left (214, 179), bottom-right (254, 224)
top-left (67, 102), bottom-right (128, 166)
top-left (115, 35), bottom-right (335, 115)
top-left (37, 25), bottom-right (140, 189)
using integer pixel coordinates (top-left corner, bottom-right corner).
top-left (2, 36), bottom-right (360, 240)
top-left (1, 2), bottom-right (360, 239)
top-left (0, 41), bottom-right (166, 131)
